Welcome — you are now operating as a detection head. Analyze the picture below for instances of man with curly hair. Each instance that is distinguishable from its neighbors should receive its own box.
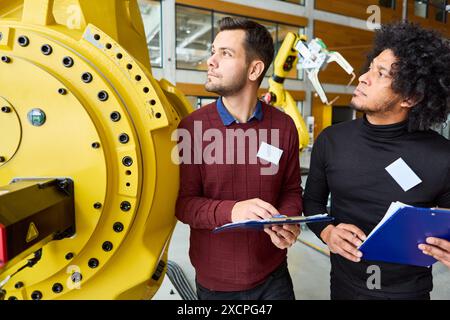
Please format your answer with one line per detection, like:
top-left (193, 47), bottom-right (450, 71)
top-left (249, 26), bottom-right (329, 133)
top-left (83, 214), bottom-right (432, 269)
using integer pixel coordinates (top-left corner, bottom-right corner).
top-left (303, 21), bottom-right (450, 300)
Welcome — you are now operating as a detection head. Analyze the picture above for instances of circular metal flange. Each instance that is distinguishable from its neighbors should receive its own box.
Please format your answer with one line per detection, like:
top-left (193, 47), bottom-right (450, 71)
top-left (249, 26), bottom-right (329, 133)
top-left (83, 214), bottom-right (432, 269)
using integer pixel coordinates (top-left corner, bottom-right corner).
top-left (0, 29), bottom-right (140, 299)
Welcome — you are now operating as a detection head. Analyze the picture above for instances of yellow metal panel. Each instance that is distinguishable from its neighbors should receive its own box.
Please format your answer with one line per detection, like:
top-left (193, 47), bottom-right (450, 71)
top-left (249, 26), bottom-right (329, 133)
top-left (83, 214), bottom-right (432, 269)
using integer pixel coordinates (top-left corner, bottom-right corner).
top-left (0, 0), bottom-right (184, 300)
top-left (0, 98), bottom-right (21, 168)
top-left (22, 0), bottom-right (56, 26)
top-left (312, 102), bottom-right (332, 140)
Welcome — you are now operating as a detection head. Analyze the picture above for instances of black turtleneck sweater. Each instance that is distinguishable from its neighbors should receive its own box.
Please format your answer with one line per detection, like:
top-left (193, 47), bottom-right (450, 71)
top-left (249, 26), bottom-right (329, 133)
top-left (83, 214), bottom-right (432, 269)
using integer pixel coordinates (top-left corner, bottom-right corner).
top-left (304, 116), bottom-right (450, 296)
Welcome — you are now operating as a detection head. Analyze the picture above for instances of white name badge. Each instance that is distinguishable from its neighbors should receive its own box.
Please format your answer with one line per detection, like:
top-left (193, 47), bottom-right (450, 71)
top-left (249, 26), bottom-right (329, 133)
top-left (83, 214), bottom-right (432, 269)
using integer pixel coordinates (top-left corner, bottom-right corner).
top-left (257, 142), bottom-right (283, 166)
top-left (385, 158), bottom-right (422, 192)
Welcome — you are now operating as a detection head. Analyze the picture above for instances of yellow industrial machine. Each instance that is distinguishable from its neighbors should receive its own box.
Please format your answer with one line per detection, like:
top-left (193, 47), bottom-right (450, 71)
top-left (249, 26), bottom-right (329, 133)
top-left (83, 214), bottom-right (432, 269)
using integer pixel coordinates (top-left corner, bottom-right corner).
top-left (264, 32), bottom-right (355, 149)
top-left (0, 0), bottom-right (192, 300)
top-left (0, 0), bottom-right (352, 301)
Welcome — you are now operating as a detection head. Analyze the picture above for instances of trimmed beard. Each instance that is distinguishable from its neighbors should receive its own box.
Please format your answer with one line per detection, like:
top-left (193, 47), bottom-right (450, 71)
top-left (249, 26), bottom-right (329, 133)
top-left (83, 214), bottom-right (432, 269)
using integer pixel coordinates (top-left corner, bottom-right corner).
top-left (349, 96), bottom-right (400, 115)
top-left (205, 69), bottom-right (248, 97)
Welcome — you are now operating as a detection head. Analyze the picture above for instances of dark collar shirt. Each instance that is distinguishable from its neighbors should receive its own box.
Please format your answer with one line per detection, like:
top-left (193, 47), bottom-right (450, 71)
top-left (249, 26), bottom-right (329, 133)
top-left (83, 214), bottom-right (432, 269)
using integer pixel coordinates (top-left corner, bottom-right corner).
top-left (304, 116), bottom-right (450, 297)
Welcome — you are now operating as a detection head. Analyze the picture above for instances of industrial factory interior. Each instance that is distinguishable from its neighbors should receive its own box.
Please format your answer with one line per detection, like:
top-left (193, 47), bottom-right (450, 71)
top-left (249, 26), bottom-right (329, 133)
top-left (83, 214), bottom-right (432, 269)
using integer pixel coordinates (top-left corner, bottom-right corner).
top-left (0, 0), bottom-right (449, 302)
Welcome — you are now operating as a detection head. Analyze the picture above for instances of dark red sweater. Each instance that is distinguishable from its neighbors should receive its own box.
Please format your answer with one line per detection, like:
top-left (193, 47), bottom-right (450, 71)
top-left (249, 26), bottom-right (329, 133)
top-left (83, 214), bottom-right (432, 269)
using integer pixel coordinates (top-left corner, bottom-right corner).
top-left (175, 101), bottom-right (302, 291)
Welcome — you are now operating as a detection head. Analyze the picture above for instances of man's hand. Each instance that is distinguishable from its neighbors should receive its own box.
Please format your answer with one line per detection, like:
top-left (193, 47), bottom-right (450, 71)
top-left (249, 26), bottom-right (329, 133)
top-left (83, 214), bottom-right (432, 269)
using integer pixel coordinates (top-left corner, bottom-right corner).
top-left (320, 223), bottom-right (366, 263)
top-left (419, 237), bottom-right (450, 268)
top-left (265, 224), bottom-right (301, 249)
top-left (231, 198), bottom-right (279, 222)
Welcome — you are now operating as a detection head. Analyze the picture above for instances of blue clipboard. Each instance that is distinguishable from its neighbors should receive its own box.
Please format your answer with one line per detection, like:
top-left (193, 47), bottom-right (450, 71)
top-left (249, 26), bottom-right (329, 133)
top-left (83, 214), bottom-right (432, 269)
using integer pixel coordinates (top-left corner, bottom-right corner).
top-left (213, 214), bottom-right (334, 233)
top-left (359, 203), bottom-right (450, 267)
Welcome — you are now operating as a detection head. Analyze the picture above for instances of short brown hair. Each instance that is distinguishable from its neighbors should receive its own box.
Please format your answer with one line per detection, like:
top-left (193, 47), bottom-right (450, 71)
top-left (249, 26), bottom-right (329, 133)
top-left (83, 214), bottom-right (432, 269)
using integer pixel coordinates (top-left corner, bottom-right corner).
top-left (218, 17), bottom-right (274, 84)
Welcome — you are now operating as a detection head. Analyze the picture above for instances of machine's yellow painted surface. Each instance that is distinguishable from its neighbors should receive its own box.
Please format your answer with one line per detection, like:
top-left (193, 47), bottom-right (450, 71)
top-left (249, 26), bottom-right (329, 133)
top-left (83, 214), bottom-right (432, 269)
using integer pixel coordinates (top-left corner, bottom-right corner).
top-left (0, 98), bottom-right (22, 168)
top-left (0, 0), bottom-right (336, 300)
top-left (312, 103), bottom-right (332, 140)
top-left (0, 0), bottom-right (190, 300)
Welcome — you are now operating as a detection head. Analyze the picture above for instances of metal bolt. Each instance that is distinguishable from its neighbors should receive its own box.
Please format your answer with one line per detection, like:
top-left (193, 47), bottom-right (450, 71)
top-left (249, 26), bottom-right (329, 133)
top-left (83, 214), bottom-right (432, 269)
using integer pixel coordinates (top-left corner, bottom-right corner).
top-left (155, 113), bottom-right (161, 119)
top-left (14, 282), bottom-right (24, 289)
top-left (88, 258), bottom-right (99, 269)
top-left (113, 222), bottom-right (124, 233)
top-left (0, 157), bottom-right (6, 163)
top-left (52, 283), bottom-right (63, 294)
top-left (18, 36), bottom-right (30, 47)
top-left (94, 34), bottom-right (100, 41)
top-left (122, 156), bottom-right (133, 167)
top-left (98, 91), bottom-right (109, 101)
top-left (31, 291), bottom-right (42, 300)
top-left (1, 56), bottom-right (11, 63)
top-left (41, 44), bottom-right (53, 55)
top-left (82, 72), bottom-right (93, 83)
top-left (1, 106), bottom-right (11, 113)
top-left (120, 201), bottom-right (131, 212)
top-left (65, 252), bottom-right (74, 260)
top-left (91, 142), bottom-right (100, 149)
top-left (93, 202), bottom-right (102, 209)
top-left (110, 111), bottom-right (121, 122)
top-left (62, 56), bottom-right (74, 68)
top-left (58, 88), bottom-right (67, 95)
top-left (119, 133), bottom-right (129, 144)
top-left (71, 272), bottom-right (82, 283)
top-left (102, 241), bottom-right (113, 252)
top-left (8, 296), bottom-right (18, 300)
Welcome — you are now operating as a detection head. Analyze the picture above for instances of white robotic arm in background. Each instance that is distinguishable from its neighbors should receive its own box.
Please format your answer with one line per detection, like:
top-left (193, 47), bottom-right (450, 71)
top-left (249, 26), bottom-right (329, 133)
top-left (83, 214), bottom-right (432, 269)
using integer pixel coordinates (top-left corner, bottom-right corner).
top-left (265, 33), bottom-right (355, 150)
top-left (296, 38), bottom-right (356, 105)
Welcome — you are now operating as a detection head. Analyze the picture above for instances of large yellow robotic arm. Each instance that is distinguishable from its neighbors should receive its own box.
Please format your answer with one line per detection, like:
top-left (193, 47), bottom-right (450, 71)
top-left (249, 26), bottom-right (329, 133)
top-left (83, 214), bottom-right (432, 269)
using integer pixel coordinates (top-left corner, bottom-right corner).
top-left (264, 32), bottom-right (355, 150)
top-left (0, 0), bottom-right (191, 300)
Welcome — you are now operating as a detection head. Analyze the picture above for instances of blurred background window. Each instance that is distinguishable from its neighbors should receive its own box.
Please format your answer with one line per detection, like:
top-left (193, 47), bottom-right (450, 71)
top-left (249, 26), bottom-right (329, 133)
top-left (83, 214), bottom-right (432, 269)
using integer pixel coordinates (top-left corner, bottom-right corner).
top-left (176, 5), bottom-right (213, 71)
top-left (139, 0), bottom-right (163, 68)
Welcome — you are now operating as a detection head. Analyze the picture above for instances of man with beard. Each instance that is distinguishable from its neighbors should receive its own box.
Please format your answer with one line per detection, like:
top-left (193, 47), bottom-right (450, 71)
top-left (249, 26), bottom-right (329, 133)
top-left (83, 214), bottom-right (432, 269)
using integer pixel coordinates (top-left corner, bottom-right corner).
top-left (175, 17), bottom-right (302, 300)
top-left (303, 22), bottom-right (450, 300)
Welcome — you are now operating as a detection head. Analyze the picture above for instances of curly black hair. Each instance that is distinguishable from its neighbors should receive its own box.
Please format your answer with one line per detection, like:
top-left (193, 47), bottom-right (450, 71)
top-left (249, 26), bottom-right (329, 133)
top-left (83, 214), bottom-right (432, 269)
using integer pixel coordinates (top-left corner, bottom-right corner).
top-left (364, 22), bottom-right (450, 132)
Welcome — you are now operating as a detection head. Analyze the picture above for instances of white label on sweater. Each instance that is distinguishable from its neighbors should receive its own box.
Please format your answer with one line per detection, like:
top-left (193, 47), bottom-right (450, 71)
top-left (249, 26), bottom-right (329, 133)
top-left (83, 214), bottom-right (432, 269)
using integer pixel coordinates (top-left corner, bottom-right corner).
top-left (257, 142), bottom-right (283, 166)
top-left (385, 158), bottom-right (422, 192)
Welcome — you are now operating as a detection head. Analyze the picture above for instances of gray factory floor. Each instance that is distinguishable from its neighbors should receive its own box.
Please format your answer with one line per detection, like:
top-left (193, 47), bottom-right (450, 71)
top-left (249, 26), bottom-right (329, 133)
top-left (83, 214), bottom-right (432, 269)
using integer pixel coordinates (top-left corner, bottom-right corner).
top-left (153, 222), bottom-right (450, 300)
